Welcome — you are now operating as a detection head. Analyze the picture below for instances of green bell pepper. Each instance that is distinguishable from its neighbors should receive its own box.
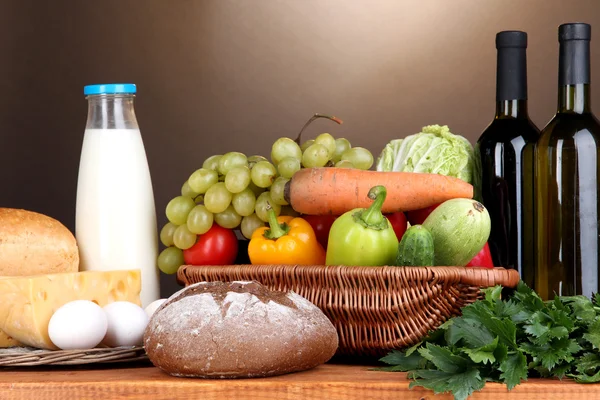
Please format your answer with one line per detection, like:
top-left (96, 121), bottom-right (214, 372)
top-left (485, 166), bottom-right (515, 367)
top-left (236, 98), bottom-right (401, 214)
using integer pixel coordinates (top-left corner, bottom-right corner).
top-left (325, 185), bottom-right (399, 266)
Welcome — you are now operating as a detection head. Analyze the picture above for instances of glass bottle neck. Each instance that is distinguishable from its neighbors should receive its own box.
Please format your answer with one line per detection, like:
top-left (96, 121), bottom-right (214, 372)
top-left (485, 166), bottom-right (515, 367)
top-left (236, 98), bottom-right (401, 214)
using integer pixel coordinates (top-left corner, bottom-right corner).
top-left (85, 94), bottom-right (139, 129)
top-left (495, 99), bottom-right (528, 119)
top-left (557, 84), bottom-right (591, 114)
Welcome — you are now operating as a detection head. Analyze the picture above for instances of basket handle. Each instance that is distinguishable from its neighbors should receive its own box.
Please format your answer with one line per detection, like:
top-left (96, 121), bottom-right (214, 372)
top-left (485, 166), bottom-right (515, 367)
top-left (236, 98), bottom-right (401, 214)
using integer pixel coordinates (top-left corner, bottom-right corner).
top-left (457, 267), bottom-right (521, 288)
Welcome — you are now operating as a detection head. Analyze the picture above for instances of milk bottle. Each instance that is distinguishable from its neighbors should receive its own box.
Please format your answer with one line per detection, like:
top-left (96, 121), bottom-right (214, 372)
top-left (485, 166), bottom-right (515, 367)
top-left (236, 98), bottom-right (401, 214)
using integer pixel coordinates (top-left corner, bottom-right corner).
top-left (75, 83), bottom-right (160, 307)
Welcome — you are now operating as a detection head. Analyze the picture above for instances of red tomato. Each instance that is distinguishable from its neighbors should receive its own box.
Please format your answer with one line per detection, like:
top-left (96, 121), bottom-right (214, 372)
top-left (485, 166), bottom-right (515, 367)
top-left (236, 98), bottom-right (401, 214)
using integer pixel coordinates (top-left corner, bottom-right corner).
top-left (466, 242), bottom-right (495, 268)
top-left (301, 215), bottom-right (337, 250)
top-left (405, 204), bottom-right (441, 226)
top-left (183, 224), bottom-right (239, 265)
top-left (384, 212), bottom-right (408, 240)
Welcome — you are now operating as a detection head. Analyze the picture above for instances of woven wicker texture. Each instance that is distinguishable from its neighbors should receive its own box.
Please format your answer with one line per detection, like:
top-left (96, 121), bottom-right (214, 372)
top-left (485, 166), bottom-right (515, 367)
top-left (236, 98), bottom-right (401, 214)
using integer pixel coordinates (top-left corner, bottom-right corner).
top-left (0, 346), bottom-right (148, 367)
top-left (177, 265), bottom-right (520, 356)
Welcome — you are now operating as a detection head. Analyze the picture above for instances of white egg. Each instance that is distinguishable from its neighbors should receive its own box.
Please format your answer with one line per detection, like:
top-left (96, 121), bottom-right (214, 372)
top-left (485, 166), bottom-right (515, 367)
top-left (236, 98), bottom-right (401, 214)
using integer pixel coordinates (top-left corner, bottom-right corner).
top-left (103, 301), bottom-right (149, 347)
top-left (48, 300), bottom-right (108, 350)
top-left (144, 298), bottom-right (167, 318)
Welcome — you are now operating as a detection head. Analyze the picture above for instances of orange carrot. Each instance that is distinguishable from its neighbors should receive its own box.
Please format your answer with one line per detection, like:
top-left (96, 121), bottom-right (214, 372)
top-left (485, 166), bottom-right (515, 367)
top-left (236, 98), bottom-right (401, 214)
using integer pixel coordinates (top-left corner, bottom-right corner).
top-left (284, 167), bottom-right (474, 215)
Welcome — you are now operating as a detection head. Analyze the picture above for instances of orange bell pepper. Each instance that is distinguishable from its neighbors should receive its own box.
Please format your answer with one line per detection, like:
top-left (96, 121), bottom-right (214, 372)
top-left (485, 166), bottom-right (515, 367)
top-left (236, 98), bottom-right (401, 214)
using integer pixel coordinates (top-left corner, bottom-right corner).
top-left (248, 206), bottom-right (326, 265)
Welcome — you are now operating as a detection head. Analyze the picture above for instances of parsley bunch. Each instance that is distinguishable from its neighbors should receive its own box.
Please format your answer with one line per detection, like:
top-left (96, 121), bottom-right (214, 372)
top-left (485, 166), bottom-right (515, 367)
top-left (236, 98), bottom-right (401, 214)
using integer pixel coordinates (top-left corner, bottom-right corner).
top-left (379, 282), bottom-right (600, 400)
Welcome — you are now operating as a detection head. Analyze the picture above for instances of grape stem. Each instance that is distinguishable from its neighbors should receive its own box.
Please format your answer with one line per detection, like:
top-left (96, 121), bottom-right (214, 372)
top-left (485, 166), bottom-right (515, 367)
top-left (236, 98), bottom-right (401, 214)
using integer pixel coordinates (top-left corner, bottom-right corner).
top-left (294, 113), bottom-right (343, 145)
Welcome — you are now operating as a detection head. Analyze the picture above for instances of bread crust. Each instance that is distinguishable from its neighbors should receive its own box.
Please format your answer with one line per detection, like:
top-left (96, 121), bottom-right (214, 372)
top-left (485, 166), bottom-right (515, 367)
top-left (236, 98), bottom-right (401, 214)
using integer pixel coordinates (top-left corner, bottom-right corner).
top-left (144, 281), bottom-right (339, 378)
top-left (0, 208), bottom-right (79, 276)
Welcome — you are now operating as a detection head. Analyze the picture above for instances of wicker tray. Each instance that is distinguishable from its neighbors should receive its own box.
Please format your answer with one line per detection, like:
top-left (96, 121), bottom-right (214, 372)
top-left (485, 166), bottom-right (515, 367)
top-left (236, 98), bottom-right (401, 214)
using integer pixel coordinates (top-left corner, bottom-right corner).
top-left (177, 265), bottom-right (520, 357)
top-left (0, 346), bottom-right (148, 367)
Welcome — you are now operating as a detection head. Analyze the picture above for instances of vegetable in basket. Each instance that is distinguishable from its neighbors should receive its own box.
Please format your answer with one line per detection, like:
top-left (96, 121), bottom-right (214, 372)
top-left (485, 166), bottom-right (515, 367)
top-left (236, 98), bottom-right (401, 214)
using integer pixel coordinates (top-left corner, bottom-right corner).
top-left (384, 211), bottom-right (408, 241)
top-left (301, 214), bottom-right (338, 250)
top-left (248, 206), bottom-right (325, 265)
top-left (404, 201), bottom-right (494, 268)
top-left (325, 185), bottom-right (398, 266)
top-left (284, 167), bottom-right (474, 216)
top-left (376, 124), bottom-right (480, 201)
top-left (465, 242), bottom-right (494, 268)
top-left (182, 224), bottom-right (239, 266)
top-left (405, 203), bottom-right (441, 225)
top-left (394, 225), bottom-right (434, 267)
top-left (304, 212), bottom-right (407, 250)
top-left (422, 198), bottom-right (491, 267)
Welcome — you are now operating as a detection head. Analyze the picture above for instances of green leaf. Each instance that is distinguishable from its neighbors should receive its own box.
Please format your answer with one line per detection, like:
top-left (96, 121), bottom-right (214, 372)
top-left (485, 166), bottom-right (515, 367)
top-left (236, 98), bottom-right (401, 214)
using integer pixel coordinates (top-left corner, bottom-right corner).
top-left (516, 279), bottom-right (533, 294)
top-left (498, 351), bottom-right (528, 390)
top-left (569, 370), bottom-right (600, 383)
top-left (523, 320), bottom-right (549, 337)
top-left (523, 309), bottom-right (571, 344)
top-left (552, 296), bottom-right (569, 312)
top-left (541, 326), bottom-right (570, 342)
top-left (462, 337), bottom-right (499, 364)
top-left (418, 343), bottom-right (470, 374)
top-left (409, 368), bottom-right (485, 400)
top-left (379, 350), bottom-right (406, 365)
top-left (535, 363), bottom-right (573, 379)
top-left (525, 323), bottom-right (569, 345)
top-left (533, 364), bottom-right (553, 378)
top-left (376, 365), bottom-right (407, 372)
top-left (583, 319), bottom-right (600, 349)
top-left (561, 296), bottom-right (597, 322)
top-left (446, 317), bottom-right (494, 348)
top-left (547, 307), bottom-right (574, 331)
top-left (576, 352), bottom-right (600, 374)
top-left (511, 308), bottom-right (534, 324)
top-left (522, 338), bottom-right (582, 370)
top-left (494, 299), bottom-right (524, 319)
top-left (483, 285), bottom-right (503, 304)
top-left (405, 341), bottom-right (423, 357)
top-left (377, 285), bottom-right (600, 397)
top-left (436, 318), bottom-right (454, 331)
top-left (461, 302), bottom-right (517, 348)
top-left (528, 308), bottom-right (573, 332)
top-left (593, 292), bottom-right (600, 308)
top-left (493, 342), bottom-right (509, 364)
top-left (463, 348), bottom-right (495, 365)
top-left (513, 282), bottom-right (546, 312)
top-left (423, 325), bottom-right (447, 346)
top-left (550, 363), bottom-right (573, 379)
top-left (379, 350), bottom-right (428, 371)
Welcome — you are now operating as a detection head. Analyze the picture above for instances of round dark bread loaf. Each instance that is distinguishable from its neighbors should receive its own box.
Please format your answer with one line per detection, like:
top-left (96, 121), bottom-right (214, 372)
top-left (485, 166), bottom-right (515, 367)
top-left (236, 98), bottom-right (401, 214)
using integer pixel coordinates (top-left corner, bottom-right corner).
top-left (143, 280), bottom-right (339, 378)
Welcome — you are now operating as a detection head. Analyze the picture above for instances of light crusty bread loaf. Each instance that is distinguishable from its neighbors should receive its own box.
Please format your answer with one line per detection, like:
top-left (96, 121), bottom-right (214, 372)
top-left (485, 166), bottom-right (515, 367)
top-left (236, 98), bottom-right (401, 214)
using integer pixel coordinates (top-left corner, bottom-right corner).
top-left (0, 208), bottom-right (79, 276)
top-left (0, 330), bottom-right (21, 347)
top-left (144, 281), bottom-right (339, 378)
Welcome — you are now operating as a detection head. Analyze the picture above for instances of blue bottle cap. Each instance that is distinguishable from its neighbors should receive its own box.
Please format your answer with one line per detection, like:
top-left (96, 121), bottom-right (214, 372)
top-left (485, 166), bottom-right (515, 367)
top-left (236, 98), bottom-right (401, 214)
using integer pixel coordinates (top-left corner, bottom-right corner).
top-left (84, 83), bottom-right (137, 96)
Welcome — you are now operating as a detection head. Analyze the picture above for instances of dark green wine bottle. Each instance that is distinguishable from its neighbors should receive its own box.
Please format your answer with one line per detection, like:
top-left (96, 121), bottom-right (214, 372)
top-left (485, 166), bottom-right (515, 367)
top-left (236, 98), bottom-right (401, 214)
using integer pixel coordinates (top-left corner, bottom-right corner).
top-left (535, 23), bottom-right (600, 299)
top-left (476, 31), bottom-right (539, 286)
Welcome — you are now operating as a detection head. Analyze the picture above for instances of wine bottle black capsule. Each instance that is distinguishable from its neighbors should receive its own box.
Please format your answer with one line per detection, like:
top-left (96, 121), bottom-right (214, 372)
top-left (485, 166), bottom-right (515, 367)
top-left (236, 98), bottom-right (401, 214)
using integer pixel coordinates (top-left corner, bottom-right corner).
top-left (535, 23), bottom-right (600, 299)
top-left (476, 31), bottom-right (539, 286)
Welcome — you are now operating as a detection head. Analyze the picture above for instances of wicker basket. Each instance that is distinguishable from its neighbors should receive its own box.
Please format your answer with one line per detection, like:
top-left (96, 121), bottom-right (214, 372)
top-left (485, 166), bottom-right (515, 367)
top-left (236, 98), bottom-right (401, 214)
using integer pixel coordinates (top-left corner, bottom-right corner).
top-left (177, 265), bottom-right (520, 357)
top-left (0, 346), bottom-right (148, 367)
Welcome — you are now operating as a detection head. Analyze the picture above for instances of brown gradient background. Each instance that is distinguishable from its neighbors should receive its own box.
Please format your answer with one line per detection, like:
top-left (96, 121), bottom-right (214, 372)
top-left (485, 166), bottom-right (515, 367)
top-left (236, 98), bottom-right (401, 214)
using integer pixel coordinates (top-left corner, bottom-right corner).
top-left (1, 0), bottom-right (600, 297)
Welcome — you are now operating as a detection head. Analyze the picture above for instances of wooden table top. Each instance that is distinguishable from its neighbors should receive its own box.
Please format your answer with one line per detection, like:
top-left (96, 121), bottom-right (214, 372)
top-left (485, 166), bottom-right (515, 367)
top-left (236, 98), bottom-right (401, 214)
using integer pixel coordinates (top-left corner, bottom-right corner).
top-left (0, 362), bottom-right (599, 399)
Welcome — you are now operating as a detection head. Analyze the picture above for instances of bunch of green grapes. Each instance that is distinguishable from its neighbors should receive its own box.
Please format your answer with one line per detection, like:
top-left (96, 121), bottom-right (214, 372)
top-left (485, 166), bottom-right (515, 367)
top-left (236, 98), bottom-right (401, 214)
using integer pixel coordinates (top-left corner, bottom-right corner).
top-left (157, 128), bottom-right (374, 274)
top-left (157, 152), bottom-right (277, 274)
top-left (275, 132), bottom-right (374, 172)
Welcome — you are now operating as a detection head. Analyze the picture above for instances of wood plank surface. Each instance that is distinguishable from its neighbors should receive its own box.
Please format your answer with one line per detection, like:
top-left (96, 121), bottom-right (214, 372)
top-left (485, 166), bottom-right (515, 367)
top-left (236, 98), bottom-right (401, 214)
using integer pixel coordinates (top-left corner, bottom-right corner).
top-left (0, 363), bottom-right (599, 400)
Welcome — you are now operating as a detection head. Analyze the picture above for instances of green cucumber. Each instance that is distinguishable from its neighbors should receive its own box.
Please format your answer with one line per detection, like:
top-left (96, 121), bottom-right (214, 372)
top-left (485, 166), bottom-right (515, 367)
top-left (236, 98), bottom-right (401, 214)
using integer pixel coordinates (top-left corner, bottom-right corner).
top-left (422, 198), bottom-right (491, 266)
top-left (394, 224), bottom-right (434, 266)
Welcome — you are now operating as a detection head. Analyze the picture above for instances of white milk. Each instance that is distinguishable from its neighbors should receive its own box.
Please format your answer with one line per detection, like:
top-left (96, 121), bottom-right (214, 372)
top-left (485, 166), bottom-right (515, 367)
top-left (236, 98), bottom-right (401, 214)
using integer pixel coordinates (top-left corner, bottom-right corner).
top-left (76, 128), bottom-right (160, 308)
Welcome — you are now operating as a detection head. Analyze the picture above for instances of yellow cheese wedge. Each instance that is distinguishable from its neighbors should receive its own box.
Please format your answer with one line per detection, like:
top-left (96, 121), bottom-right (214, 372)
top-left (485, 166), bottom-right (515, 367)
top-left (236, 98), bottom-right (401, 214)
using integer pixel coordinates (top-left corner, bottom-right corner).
top-left (0, 269), bottom-right (141, 350)
top-left (0, 330), bottom-right (22, 347)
